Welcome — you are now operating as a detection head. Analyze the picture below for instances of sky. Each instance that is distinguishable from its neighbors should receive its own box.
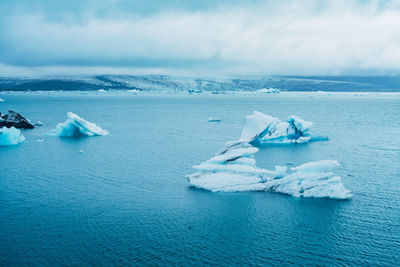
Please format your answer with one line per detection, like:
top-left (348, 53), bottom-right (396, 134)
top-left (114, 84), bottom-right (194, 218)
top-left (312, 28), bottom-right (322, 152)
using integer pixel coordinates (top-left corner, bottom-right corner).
top-left (1, 0), bottom-right (400, 76)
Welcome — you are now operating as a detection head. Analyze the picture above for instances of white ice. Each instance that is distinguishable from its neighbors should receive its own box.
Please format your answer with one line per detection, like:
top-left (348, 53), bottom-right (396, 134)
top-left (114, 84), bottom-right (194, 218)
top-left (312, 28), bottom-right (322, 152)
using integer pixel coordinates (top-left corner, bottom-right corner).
top-left (49, 112), bottom-right (109, 137)
top-left (0, 126), bottom-right (25, 146)
top-left (187, 142), bottom-right (279, 192)
top-left (127, 89), bottom-right (141, 93)
top-left (240, 111), bottom-right (327, 144)
top-left (265, 160), bottom-right (352, 199)
top-left (257, 88), bottom-right (280, 94)
top-left (208, 117), bottom-right (221, 122)
top-left (186, 111), bottom-right (351, 199)
top-left (187, 143), bottom-right (352, 199)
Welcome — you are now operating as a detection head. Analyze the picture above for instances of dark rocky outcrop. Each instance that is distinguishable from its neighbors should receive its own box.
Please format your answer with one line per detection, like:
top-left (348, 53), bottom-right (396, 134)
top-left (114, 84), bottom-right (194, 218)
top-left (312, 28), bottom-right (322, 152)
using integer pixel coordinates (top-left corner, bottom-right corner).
top-left (0, 110), bottom-right (35, 129)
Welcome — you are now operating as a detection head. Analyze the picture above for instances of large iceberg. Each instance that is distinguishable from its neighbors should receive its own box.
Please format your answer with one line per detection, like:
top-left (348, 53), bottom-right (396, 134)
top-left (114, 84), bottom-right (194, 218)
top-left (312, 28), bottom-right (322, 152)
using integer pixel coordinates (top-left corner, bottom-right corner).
top-left (186, 141), bottom-right (352, 199)
top-left (186, 111), bottom-right (352, 199)
top-left (240, 111), bottom-right (328, 144)
top-left (0, 126), bottom-right (25, 146)
top-left (49, 112), bottom-right (109, 137)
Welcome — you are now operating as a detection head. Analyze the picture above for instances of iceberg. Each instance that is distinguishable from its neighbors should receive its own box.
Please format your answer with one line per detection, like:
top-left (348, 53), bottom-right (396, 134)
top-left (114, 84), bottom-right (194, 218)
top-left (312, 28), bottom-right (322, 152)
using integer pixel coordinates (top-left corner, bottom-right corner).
top-left (240, 111), bottom-right (327, 144)
top-left (257, 88), bottom-right (280, 94)
top-left (49, 112), bottom-right (109, 137)
top-left (186, 111), bottom-right (352, 199)
top-left (127, 89), bottom-right (141, 93)
top-left (186, 142), bottom-right (352, 199)
top-left (0, 126), bottom-right (25, 146)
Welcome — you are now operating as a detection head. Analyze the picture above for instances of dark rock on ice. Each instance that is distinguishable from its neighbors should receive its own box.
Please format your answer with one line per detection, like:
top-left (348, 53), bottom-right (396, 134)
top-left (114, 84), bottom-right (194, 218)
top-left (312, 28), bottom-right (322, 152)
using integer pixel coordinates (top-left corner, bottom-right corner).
top-left (0, 110), bottom-right (35, 129)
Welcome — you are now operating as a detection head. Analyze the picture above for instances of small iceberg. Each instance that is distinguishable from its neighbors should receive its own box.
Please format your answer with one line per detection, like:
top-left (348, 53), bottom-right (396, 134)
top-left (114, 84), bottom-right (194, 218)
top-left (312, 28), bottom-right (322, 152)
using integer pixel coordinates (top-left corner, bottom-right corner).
top-left (34, 121), bottom-right (45, 127)
top-left (188, 89), bottom-right (203, 94)
top-left (240, 111), bottom-right (328, 144)
top-left (0, 98), bottom-right (4, 102)
top-left (0, 126), bottom-right (25, 146)
top-left (49, 112), bottom-right (109, 137)
top-left (127, 89), bottom-right (141, 93)
top-left (257, 88), bottom-right (280, 94)
top-left (208, 117), bottom-right (221, 122)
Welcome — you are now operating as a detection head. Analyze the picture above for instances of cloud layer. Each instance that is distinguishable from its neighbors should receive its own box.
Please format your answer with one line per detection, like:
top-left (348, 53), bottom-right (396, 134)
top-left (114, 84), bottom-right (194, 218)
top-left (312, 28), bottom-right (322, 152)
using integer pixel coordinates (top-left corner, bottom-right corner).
top-left (1, 0), bottom-right (400, 76)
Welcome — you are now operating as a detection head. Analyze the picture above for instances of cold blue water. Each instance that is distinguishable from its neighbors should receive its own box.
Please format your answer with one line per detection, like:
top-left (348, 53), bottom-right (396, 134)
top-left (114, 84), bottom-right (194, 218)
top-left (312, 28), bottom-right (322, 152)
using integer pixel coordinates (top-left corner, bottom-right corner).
top-left (0, 92), bottom-right (399, 265)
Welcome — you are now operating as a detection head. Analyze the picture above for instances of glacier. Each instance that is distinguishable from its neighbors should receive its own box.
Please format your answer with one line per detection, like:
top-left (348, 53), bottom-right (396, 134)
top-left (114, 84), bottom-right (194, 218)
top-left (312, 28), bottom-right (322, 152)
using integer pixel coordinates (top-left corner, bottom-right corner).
top-left (49, 112), bottom-right (109, 137)
top-left (186, 111), bottom-right (352, 199)
top-left (0, 126), bottom-right (25, 146)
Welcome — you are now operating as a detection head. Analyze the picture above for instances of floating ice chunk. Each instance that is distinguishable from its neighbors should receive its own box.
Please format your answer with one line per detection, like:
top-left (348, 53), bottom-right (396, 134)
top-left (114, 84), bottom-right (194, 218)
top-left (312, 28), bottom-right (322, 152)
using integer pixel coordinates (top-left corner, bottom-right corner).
top-left (0, 126), bottom-right (25, 145)
top-left (127, 89), bottom-right (141, 93)
top-left (34, 121), bottom-right (45, 126)
top-left (0, 98), bottom-right (4, 102)
top-left (49, 112), bottom-right (108, 137)
top-left (240, 111), bottom-right (327, 144)
top-left (208, 117), bottom-right (221, 122)
top-left (257, 88), bottom-right (280, 94)
top-left (187, 147), bottom-right (352, 199)
top-left (187, 142), bottom-right (278, 192)
top-left (265, 160), bottom-right (352, 199)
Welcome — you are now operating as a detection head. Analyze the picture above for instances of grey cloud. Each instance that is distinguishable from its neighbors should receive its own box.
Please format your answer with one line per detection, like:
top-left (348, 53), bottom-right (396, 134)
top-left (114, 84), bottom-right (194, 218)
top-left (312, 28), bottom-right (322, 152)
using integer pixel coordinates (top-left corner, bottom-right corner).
top-left (1, 0), bottom-right (400, 76)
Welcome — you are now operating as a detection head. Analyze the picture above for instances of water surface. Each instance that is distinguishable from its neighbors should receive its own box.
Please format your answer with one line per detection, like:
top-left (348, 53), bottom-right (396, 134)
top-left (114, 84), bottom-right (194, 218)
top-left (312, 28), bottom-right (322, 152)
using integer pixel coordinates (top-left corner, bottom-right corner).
top-left (0, 92), bottom-right (399, 265)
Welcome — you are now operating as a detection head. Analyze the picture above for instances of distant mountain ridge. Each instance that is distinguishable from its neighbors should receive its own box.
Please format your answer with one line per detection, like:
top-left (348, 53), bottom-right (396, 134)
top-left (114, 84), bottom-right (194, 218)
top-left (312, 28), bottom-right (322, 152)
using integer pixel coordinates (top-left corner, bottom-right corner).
top-left (1, 75), bottom-right (400, 92)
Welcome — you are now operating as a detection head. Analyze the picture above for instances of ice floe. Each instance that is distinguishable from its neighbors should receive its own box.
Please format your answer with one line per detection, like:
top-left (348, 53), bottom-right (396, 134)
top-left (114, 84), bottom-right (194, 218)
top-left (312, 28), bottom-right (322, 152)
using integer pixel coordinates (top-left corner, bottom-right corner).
top-left (127, 89), bottom-right (141, 94)
top-left (49, 112), bottom-right (108, 137)
top-left (208, 117), bottom-right (221, 122)
top-left (186, 111), bottom-right (352, 199)
top-left (257, 88), bottom-right (280, 94)
top-left (34, 121), bottom-right (45, 127)
top-left (0, 126), bottom-right (25, 146)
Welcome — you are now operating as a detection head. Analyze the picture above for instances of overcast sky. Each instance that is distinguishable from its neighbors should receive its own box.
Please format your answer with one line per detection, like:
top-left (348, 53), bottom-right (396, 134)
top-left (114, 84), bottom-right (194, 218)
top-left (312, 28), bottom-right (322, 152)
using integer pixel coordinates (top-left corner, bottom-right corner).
top-left (1, 0), bottom-right (400, 76)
